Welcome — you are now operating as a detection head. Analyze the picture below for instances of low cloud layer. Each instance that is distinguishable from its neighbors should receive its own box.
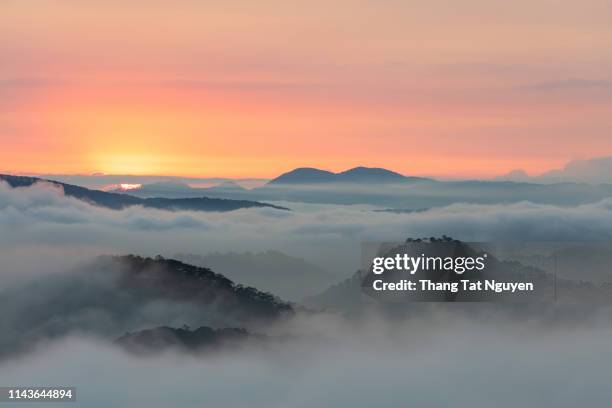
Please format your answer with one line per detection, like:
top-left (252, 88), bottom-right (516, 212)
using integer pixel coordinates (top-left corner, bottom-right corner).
top-left (2, 180), bottom-right (612, 278)
top-left (2, 313), bottom-right (612, 408)
top-left (2, 182), bottom-right (612, 407)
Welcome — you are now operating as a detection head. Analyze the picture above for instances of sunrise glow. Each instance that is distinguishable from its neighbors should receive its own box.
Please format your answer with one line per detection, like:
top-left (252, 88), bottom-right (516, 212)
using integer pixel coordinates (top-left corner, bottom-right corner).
top-left (118, 183), bottom-right (142, 191)
top-left (1, 1), bottom-right (611, 178)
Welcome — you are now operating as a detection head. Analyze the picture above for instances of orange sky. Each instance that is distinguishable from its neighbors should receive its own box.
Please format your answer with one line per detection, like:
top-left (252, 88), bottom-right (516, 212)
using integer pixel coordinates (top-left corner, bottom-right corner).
top-left (1, 1), bottom-right (611, 178)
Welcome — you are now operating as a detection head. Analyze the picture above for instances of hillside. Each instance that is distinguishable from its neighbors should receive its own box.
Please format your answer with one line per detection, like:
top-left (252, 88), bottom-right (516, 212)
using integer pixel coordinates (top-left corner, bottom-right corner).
top-left (101, 255), bottom-right (293, 320)
top-left (0, 255), bottom-right (292, 358)
top-left (306, 237), bottom-right (612, 311)
top-left (0, 174), bottom-right (288, 212)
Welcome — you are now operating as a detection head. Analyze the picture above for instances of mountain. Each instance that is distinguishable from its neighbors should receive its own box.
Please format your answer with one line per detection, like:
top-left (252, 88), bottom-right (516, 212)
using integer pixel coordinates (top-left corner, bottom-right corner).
top-left (175, 251), bottom-right (334, 301)
top-left (260, 166), bottom-right (610, 207)
top-left (115, 325), bottom-right (260, 355)
top-left (305, 237), bottom-right (612, 312)
top-left (258, 170), bottom-right (612, 207)
top-left (99, 255), bottom-right (293, 321)
top-left (268, 166), bottom-right (427, 185)
top-left (335, 167), bottom-right (410, 183)
top-left (9, 169), bottom-right (612, 209)
top-left (269, 167), bottom-right (336, 184)
top-left (0, 174), bottom-right (288, 212)
top-left (0, 255), bottom-right (293, 357)
top-left (36, 174), bottom-right (265, 191)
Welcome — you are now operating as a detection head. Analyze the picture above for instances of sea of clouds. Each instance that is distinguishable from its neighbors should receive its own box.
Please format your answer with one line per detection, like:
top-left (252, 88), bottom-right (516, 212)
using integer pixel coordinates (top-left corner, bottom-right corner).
top-left (2, 181), bottom-right (612, 407)
top-left (2, 180), bottom-right (612, 278)
top-left (2, 312), bottom-right (612, 408)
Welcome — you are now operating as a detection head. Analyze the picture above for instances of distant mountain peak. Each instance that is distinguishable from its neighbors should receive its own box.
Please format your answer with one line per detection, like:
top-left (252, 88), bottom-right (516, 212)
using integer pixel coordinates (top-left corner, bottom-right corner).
top-left (268, 167), bottom-right (336, 184)
top-left (339, 166), bottom-right (401, 174)
top-left (268, 166), bottom-right (426, 185)
top-left (336, 166), bottom-right (406, 182)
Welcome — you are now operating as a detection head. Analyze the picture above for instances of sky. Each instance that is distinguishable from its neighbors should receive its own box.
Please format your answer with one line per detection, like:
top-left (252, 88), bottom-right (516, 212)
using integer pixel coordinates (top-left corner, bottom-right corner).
top-left (1, 0), bottom-right (611, 178)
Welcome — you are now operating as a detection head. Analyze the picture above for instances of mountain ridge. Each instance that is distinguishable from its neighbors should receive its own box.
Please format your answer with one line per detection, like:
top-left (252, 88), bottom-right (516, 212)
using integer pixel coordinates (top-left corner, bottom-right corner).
top-left (268, 166), bottom-right (429, 185)
top-left (0, 174), bottom-right (288, 212)
top-left (0, 254), bottom-right (293, 358)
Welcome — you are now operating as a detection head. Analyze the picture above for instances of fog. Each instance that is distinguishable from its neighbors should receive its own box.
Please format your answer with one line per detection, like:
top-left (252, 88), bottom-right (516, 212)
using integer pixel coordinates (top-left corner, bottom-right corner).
top-left (2, 181), bottom-right (612, 277)
top-left (2, 181), bottom-right (612, 406)
top-left (1, 311), bottom-right (612, 408)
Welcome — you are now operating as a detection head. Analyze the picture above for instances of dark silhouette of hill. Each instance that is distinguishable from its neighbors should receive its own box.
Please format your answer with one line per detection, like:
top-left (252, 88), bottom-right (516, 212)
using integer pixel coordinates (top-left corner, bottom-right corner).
top-left (0, 174), bottom-right (288, 212)
top-left (268, 167), bottom-right (337, 184)
top-left (115, 325), bottom-right (260, 355)
top-left (0, 255), bottom-right (292, 358)
top-left (335, 167), bottom-right (411, 183)
top-left (14, 169), bottom-right (612, 208)
top-left (103, 255), bottom-right (293, 320)
top-left (213, 167), bottom-right (612, 207)
top-left (306, 237), bottom-right (612, 311)
top-left (175, 251), bottom-right (334, 301)
top-left (268, 166), bottom-right (427, 185)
